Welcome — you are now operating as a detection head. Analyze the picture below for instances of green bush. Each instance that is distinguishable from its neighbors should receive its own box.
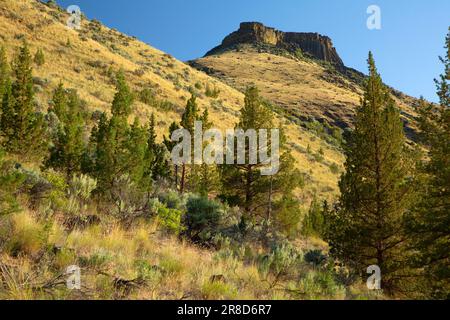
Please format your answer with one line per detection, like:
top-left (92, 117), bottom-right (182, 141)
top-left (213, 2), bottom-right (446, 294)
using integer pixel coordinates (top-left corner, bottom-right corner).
top-left (184, 196), bottom-right (222, 242)
top-left (151, 198), bottom-right (183, 235)
top-left (0, 150), bottom-right (25, 216)
top-left (258, 242), bottom-right (302, 280)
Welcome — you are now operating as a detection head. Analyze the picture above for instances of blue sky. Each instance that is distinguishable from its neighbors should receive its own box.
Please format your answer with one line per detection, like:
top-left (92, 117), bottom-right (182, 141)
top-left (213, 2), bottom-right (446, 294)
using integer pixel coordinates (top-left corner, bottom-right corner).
top-left (56, 0), bottom-right (449, 102)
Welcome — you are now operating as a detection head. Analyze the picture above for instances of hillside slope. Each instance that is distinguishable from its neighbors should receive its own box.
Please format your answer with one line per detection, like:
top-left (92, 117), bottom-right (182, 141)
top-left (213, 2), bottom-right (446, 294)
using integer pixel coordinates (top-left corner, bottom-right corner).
top-left (0, 0), bottom-right (346, 200)
top-left (190, 22), bottom-right (420, 136)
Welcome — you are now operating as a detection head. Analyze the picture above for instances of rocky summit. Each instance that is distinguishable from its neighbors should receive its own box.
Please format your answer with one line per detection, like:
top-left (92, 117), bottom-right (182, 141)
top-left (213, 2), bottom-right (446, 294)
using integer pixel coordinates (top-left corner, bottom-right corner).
top-left (205, 22), bottom-right (344, 67)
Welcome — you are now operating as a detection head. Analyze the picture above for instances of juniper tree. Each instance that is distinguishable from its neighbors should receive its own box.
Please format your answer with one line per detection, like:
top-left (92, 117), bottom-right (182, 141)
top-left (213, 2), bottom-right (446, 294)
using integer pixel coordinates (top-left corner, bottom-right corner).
top-left (324, 53), bottom-right (418, 295)
top-left (221, 87), bottom-right (303, 231)
top-left (144, 113), bottom-right (170, 183)
top-left (46, 85), bottom-right (85, 177)
top-left (0, 46), bottom-right (9, 101)
top-left (190, 108), bottom-right (222, 197)
top-left (164, 121), bottom-right (181, 189)
top-left (3, 42), bottom-right (47, 158)
top-left (410, 30), bottom-right (450, 299)
top-left (91, 72), bottom-right (147, 196)
top-left (179, 94), bottom-right (200, 194)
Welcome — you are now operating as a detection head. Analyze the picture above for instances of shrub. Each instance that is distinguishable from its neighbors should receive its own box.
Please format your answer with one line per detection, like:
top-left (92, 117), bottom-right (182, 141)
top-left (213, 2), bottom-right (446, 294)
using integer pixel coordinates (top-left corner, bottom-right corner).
top-left (304, 249), bottom-right (327, 266)
top-left (205, 83), bottom-right (220, 98)
top-left (152, 199), bottom-right (183, 235)
top-left (158, 190), bottom-right (184, 210)
top-left (0, 150), bottom-right (25, 216)
top-left (184, 196), bottom-right (222, 242)
top-left (34, 48), bottom-right (45, 66)
top-left (302, 197), bottom-right (325, 237)
top-left (137, 88), bottom-right (156, 105)
top-left (329, 163), bottom-right (340, 174)
top-left (258, 242), bottom-right (302, 281)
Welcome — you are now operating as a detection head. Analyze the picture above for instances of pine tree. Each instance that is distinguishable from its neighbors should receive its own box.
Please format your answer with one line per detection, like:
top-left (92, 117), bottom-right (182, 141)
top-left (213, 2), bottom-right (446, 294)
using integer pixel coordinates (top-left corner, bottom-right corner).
top-left (324, 53), bottom-right (418, 295)
top-left (410, 29), bottom-right (450, 299)
top-left (5, 42), bottom-right (47, 158)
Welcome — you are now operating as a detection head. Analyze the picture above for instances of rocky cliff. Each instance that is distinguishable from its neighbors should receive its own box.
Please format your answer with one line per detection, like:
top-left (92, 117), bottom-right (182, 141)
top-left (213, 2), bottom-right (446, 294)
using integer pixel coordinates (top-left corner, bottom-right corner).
top-left (205, 22), bottom-right (344, 67)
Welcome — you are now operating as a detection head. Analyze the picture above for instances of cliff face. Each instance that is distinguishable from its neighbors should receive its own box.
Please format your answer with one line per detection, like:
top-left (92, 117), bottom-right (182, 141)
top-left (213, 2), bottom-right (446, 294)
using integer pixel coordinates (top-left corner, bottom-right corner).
top-left (205, 22), bottom-right (344, 67)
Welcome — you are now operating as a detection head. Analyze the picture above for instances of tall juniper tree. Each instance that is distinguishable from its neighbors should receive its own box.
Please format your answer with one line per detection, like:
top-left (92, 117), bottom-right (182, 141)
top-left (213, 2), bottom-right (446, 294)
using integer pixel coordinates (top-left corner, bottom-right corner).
top-left (410, 29), bottom-right (450, 299)
top-left (1, 42), bottom-right (47, 159)
top-left (46, 84), bottom-right (85, 177)
top-left (324, 53), bottom-right (418, 295)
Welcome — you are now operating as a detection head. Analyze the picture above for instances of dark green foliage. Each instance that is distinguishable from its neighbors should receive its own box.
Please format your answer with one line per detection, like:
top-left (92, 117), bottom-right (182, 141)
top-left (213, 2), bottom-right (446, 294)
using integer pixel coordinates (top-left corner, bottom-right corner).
top-left (221, 87), bottom-right (303, 234)
top-left (0, 46), bottom-right (9, 102)
top-left (184, 196), bottom-right (222, 242)
top-left (46, 84), bottom-right (85, 176)
top-left (302, 197), bottom-right (325, 238)
top-left (324, 53), bottom-right (418, 295)
top-left (111, 70), bottom-right (133, 117)
top-left (144, 113), bottom-right (170, 181)
top-left (0, 149), bottom-right (25, 216)
top-left (0, 42), bottom-right (47, 159)
top-left (88, 73), bottom-right (147, 195)
top-left (409, 30), bottom-right (450, 299)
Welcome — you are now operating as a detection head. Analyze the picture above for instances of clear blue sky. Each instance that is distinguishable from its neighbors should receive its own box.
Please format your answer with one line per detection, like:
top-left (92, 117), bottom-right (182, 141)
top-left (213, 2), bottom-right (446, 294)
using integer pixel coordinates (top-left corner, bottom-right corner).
top-left (56, 0), bottom-right (449, 102)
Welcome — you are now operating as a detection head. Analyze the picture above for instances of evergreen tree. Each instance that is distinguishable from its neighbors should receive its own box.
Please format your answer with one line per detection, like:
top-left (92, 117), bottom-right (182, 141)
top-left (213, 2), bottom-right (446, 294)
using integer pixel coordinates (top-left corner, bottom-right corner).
top-left (164, 121), bottom-right (181, 189)
top-left (91, 72), bottom-right (146, 196)
top-left (410, 30), bottom-right (450, 299)
top-left (0, 46), bottom-right (9, 101)
top-left (221, 87), bottom-right (303, 230)
top-left (3, 42), bottom-right (47, 158)
top-left (179, 94), bottom-right (200, 194)
top-left (49, 82), bottom-right (68, 123)
top-left (190, 108), bottom-right (221, 197)
top-left (302, 197), bottom-right (325, 238)
top-left (324, 53), bottom-right (418, 295)
top-left (46, 85), bottom-right (85, 177)
top-left (111, 70), bottom-right (133, 117)
top-left (0, 148), bottom-right (25, 216)
top-left (145, 113), bottom-right (170, 182)
top-left (34, 48), bottom-right (45, 66)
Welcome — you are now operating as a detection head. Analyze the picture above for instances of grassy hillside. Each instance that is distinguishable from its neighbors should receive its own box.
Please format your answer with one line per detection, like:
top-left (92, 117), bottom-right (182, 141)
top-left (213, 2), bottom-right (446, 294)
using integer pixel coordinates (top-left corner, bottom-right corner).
top-left (2, 0), bottom-right (437, 301)
top-left (191, 44), bottom-right (420, 134)
top-left (0, 0), bottom-right (346, 201)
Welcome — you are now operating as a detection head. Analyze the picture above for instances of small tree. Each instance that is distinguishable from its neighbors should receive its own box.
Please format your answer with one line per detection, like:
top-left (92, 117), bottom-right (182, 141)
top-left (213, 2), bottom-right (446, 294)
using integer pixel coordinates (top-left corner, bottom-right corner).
top-left (34, 48), bottom-right (45, 66)
top-left (3, 42), bottom-right (47, 159)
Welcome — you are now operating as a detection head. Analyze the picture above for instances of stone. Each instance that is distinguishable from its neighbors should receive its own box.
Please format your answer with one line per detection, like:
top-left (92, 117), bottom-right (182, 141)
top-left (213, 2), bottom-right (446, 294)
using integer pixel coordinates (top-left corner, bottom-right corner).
top-left (205, 22), bottom-right (344, 67)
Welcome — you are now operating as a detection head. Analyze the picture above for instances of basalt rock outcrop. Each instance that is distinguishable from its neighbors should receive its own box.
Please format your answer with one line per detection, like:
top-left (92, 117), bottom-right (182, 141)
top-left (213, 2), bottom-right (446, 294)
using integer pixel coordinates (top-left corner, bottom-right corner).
top-left (205, 22), bottom-right (344, 67)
